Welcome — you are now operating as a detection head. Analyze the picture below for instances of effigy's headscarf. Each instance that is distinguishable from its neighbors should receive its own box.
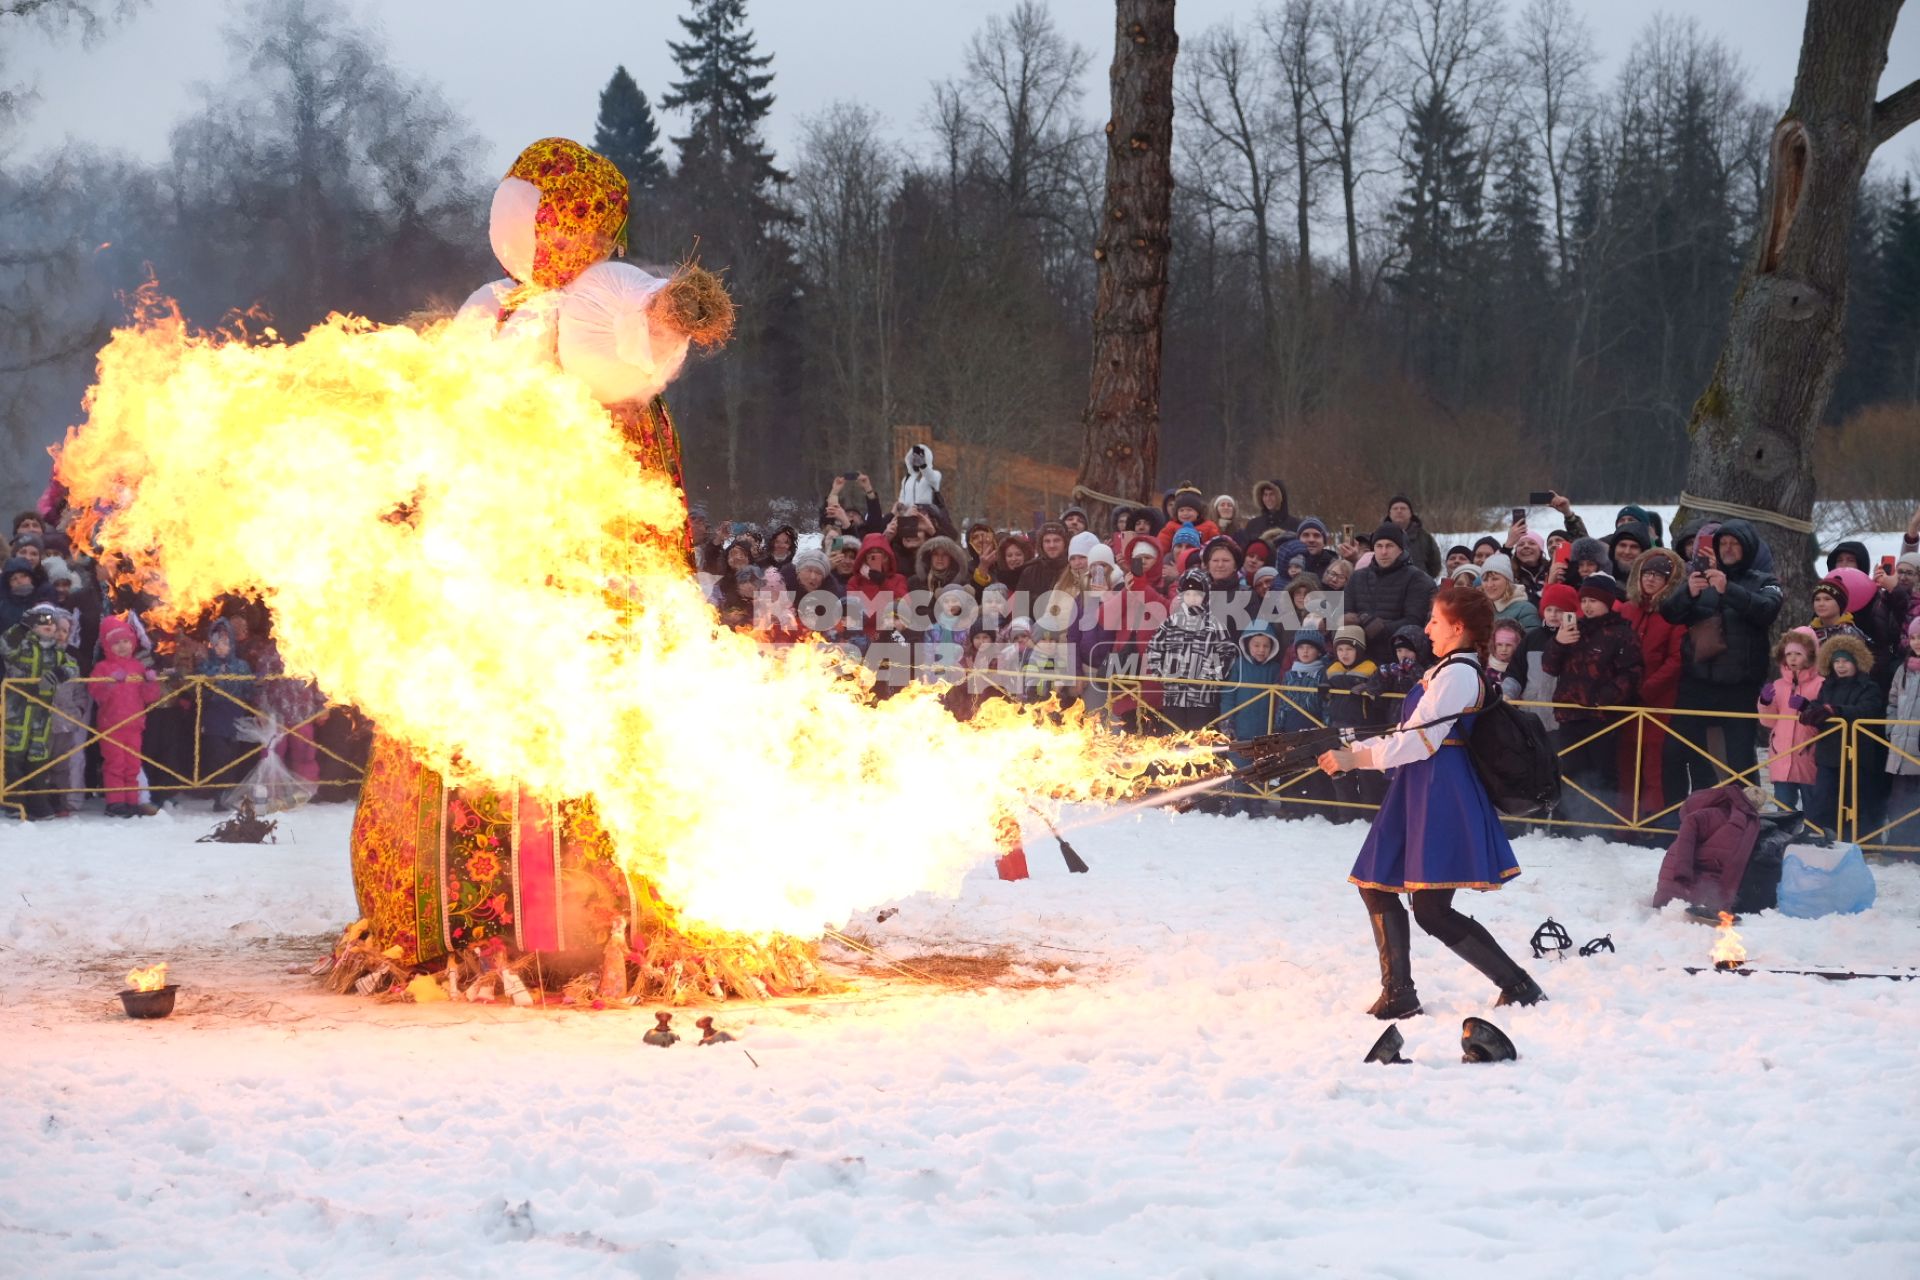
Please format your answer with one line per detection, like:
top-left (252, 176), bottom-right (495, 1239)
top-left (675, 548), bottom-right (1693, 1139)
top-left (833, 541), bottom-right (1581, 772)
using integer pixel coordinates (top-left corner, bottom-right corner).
top-left (489, 137), bottom-right (631, 290)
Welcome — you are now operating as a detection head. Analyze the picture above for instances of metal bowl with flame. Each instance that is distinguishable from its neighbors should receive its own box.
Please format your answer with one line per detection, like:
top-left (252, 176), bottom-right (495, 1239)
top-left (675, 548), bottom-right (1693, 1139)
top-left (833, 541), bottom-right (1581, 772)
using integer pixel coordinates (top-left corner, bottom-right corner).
top-left (119, 962), bottom-right (176, 1018)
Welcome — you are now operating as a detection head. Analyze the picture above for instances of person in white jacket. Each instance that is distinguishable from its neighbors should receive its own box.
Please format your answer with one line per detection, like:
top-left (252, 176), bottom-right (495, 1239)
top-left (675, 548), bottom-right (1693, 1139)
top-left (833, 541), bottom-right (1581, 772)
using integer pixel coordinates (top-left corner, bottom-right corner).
top-left (897, 444), bottom-right (944, 511)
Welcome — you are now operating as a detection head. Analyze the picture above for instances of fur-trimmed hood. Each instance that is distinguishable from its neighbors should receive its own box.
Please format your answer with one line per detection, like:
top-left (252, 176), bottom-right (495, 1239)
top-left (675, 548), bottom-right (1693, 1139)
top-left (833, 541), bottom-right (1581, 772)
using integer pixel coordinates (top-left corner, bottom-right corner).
top-left (1817, 632), bottom-right (1873, 677)
top-left (1628, 547), bottom-right (1685, 607)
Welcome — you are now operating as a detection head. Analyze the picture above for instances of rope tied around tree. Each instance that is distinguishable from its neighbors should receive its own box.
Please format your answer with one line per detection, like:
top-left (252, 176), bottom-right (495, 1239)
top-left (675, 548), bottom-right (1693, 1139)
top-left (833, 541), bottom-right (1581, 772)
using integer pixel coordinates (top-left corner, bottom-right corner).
top-left (1677, 492), bottom-right (1816, 536)
top-left (1071, 482), bottom-right (1145, 511)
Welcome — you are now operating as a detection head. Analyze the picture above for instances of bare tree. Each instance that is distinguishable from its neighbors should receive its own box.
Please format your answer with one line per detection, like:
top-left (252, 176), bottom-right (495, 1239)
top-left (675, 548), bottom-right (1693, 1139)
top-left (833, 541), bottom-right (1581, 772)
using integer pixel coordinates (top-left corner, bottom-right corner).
top-left (791, 102), bottom-right (900, 471)
top-left (1264, 0), bottom-right (1323, 310)
top-left (960, 0), bottom-right (1095, 225)
top-left (1176, 22), bottom-right (1285, 357)
top-left (1306, 0), bottom-right (1404, 299)
top-left (1513, 0), bottom-right (1595, 270)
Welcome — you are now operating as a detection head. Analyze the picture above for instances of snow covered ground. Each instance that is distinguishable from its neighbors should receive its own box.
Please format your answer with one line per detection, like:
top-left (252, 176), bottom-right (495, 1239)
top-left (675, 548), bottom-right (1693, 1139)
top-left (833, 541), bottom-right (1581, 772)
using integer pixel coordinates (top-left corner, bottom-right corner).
top-left (3, 802), bottom-right (1918, 1278)
top-left (1441, 502), bottom-right (1914, 566)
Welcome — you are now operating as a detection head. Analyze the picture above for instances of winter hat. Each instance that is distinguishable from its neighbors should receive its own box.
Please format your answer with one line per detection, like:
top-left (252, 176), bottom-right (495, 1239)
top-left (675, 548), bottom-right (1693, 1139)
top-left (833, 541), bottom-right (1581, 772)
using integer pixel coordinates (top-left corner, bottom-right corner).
top-left (1086, 544), bottom-right (1118, 575)
top-left (794, 548), bottom-right (831, 578)
top-left (1369, 524), bottom-right (1407, 551)
top-left (99, 614), bottom-right (137, 651)
top-left (1540, 583), bottom-right (1580, 615)
top-left (1009, 617), bottom-right (1034, 635)
top-left (1068, 530), bottom-right (1102, 561)
top-left (1178, 568), bottom-right (1209, 595)
top-left (1446, 544), bottom-right (1473, 561)
top-left (1578, 572), bottom-right (1625, 605)
top-left (1479, 553), bottom-right (1514, 583)
top-left (1473, 535), bottom-right (1502, 557)
top-left (1296, 516), bottom-right (1329, 540)
top-left (831, 534), bottom-right (861, 555)
top-left (1171, 525), bottom-right (1203, 550)
top-left (1900, 551), bottom-right (1920, 573)
top-left (1293, 631), bottom-right (1326, 656)
top-left (40, 555), bottom-right (74, 588)
top-left (1212, 494), bottom-right (1238, 520)
top-left (1242, 539), bottom-right (1271, 566)
top-left (1171, 488), bottom-right (1207, 521)
top-left (1824, 540), bottom-right (1871, 572)
top-left (1775, 627), bottom-right (1818, 663)
top-left (1611, 520), bottom-right (1652, 552)
top-left (1570, 537), bottom-right (1610, 569)
top-left (1060, 504), bottom-right (1089, 526)
top-left (1334, 624), bottom-right (1367, 651)
top-left (1514, 532), bottom-right (1547, 557)
top-left (1810, 579), bottom-right (1846, 609)
top-left (1824, 566), bottom-right (1876, 614)
top-left (10, 531), bottom-right (42, 553)
top-left (1252, 565), bottom-right (1280, 585)
top-left (1450, 564), bottom-right (1482, 585)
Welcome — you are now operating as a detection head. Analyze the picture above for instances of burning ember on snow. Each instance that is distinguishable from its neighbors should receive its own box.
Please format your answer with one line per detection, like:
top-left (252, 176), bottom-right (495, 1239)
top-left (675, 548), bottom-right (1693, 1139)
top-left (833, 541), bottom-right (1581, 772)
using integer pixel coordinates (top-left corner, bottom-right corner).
top-left (1711, 913), bottom-right (1747, 971)
top-left (124, 962), bottom-right (170, 993)
top-left (56, 293), bottom-right (1203, 940)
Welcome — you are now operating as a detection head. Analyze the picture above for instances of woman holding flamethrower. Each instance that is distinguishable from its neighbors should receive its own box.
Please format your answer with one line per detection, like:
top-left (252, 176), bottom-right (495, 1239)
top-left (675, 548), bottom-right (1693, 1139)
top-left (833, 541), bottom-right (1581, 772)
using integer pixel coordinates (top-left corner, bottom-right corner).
top-left (1313, 586), bottom-right (1546, 1020)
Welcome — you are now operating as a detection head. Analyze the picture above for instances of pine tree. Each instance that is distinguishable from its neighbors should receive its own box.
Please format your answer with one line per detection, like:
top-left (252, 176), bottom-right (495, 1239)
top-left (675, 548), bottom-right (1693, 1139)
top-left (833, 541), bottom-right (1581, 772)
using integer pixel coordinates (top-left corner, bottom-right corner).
top-left (592, 66), bottom-right (667, 195)
top-left (1880, 178), bottom-right (1920, 401)
top-left (1487, 127), bottom-right (1551, 292)
top-left (1391, 89), bottom-right (1484, 393)
top-left (662, 0), bottom-right (791, 228)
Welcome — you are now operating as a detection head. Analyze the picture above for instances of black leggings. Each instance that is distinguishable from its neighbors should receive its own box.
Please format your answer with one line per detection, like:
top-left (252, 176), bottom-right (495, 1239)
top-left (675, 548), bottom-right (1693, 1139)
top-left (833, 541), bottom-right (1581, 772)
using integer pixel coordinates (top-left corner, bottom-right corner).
top-left (1358, 886), bottom-right (1473, 945)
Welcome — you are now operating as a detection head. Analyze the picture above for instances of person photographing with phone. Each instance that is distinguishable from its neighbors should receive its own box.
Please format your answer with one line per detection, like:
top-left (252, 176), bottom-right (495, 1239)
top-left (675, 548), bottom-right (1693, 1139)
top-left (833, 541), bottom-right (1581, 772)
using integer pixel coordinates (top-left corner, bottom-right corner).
top-left (1318, 585), bottom-right (1544, 1020)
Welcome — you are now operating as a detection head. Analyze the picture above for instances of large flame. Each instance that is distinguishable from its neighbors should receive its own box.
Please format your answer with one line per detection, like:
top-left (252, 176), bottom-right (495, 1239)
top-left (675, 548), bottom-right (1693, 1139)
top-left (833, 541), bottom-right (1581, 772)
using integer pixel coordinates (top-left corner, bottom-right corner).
top-left (58, 297), bottom-right (1197, 938)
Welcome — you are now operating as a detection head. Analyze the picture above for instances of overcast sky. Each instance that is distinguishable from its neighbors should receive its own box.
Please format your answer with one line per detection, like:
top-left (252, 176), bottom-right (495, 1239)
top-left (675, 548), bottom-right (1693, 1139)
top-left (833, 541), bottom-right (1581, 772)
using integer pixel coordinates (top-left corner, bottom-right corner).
top-left (10, 0), bottom-right (1919, 176)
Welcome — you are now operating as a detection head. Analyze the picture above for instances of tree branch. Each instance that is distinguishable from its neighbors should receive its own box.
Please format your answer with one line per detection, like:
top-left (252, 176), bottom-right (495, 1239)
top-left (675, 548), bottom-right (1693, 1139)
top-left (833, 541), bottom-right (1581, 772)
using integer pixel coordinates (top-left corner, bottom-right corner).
top-left (1872, 76), bottom-right (1920, 150)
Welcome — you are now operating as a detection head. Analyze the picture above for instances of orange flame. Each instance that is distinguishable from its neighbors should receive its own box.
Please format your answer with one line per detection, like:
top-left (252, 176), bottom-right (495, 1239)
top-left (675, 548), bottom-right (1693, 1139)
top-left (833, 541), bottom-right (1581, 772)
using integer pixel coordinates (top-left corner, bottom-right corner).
top-left (125, 962), bottom-right (169, 992)
top-left (1710, 912), bottom-right (1746, 967)
top-left (56, 297), bottom-right (1203, 938)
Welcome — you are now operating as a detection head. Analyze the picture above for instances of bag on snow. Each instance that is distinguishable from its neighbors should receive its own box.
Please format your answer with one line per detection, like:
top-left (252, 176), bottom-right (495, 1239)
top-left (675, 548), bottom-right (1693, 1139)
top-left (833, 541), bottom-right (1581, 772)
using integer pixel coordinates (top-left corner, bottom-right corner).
top-left (220, 715), bottom-right (319, 814)
top-left (1776, 841), bottom-right (1876, 918)
top-left (1433, 657), bottom-right (1563, 817)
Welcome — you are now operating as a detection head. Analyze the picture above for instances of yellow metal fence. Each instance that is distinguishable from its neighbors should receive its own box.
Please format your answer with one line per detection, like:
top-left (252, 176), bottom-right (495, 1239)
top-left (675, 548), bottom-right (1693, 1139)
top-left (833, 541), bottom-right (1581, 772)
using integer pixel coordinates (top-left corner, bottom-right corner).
top-left (6, 671), bottom-right (1916, 857)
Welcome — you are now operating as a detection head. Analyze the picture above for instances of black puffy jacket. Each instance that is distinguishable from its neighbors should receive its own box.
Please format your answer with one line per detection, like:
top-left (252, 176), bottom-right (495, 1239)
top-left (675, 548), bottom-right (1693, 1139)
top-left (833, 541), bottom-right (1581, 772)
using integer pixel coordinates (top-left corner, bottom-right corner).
top-left (1658, 519), bottom-right (1783, 687)
top-left (1346, 557), bottom-right (1435, 666)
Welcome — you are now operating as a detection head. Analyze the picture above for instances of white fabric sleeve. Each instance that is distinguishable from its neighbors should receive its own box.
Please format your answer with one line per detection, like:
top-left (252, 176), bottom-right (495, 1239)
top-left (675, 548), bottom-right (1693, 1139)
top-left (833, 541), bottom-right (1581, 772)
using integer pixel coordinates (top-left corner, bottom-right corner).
top-left (1349, 659), bottom-right (1485, 771)
top-left (557, 261), bottom-right (691, 406)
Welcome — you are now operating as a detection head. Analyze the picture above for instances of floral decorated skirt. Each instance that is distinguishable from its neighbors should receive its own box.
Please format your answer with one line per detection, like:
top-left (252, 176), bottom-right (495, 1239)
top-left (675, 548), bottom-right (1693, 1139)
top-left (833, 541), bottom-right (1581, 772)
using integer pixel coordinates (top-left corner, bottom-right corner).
top-left (349, 734), bottom-right (634, 966)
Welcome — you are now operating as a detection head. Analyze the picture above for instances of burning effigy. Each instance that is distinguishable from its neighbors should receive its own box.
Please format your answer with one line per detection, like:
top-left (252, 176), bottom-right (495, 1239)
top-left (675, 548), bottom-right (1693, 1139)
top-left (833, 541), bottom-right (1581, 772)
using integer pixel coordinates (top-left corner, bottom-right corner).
top-left (53, 137), bottom-right (1204, 1005)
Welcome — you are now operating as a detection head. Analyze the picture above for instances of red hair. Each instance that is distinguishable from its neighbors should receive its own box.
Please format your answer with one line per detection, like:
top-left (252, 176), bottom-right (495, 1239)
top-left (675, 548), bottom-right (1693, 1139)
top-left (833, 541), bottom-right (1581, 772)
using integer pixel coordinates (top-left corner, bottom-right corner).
top-left (1432, 585), bottom-right (1494, 660)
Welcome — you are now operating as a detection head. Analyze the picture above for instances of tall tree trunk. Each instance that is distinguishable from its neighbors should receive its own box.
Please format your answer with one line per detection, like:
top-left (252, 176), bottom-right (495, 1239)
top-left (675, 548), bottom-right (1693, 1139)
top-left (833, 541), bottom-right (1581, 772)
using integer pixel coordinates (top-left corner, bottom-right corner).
top-left (1677, 0), bottom-right (1918, 610)
top-left (1077, 0), bottom-right (1178, 524)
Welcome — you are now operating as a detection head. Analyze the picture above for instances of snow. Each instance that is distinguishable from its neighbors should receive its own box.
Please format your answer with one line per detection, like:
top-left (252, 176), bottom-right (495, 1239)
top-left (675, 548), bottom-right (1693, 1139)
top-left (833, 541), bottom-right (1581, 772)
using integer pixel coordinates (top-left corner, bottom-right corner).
top-left (4, 802), bottom-right (1919, 1278)
top-left (1441, 502), bottom-right (1913, 567)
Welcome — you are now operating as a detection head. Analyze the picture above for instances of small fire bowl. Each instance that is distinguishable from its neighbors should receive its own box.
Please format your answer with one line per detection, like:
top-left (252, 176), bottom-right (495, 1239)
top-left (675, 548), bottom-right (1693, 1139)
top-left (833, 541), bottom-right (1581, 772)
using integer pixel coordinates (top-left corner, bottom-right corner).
top-left (118, 985), bottom-right (179, 1019)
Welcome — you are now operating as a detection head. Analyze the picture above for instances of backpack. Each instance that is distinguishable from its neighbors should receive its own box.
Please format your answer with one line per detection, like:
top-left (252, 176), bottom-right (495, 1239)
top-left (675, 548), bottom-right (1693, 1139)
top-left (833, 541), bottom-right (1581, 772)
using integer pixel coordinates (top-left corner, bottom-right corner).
top-left (1428, 655), bottom-right (1563, 817)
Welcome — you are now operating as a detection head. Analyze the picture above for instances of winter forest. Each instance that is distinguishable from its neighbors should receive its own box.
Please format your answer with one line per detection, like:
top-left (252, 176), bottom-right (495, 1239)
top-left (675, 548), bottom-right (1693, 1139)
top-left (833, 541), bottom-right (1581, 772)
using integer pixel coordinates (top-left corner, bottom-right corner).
top-left (3, 0), bottom-right (1918, 524)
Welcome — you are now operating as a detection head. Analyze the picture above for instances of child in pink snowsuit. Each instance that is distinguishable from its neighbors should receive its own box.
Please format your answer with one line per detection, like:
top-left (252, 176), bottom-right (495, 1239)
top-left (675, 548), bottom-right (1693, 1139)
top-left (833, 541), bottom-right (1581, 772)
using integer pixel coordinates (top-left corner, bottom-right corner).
top-left (90, 615), bottom-right (165, 817)
top-left (1758, 627), bottom-right (1823, 814)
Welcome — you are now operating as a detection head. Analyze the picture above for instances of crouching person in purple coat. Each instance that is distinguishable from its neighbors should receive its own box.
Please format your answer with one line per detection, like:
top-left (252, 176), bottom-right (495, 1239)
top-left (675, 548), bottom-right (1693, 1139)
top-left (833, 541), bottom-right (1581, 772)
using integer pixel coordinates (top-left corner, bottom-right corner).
top-left (1319, 585), bottom-right (1546, 1019)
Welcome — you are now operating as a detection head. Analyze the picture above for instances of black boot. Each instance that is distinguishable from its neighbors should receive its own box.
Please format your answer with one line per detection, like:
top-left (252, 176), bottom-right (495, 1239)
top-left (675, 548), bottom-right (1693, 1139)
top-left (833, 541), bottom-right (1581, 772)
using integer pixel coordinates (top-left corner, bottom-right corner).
top-left (1366, 909), bottom-right (1423, 1019)
top-left (1446, 916), bottom-right (1548, 1007)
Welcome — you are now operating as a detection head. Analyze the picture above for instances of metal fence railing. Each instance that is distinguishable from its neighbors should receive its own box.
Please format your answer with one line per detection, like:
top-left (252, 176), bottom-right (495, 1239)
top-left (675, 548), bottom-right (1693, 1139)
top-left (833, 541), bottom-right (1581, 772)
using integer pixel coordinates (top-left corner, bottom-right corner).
top-left (7, 670), bottom-right (1915, 858)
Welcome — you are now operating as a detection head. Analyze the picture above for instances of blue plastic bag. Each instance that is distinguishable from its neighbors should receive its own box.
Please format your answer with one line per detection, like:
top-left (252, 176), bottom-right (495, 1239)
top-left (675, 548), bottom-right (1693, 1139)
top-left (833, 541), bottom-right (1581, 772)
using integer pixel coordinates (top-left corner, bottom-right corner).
top-left (1776, 842), bottom-right (1876, 918)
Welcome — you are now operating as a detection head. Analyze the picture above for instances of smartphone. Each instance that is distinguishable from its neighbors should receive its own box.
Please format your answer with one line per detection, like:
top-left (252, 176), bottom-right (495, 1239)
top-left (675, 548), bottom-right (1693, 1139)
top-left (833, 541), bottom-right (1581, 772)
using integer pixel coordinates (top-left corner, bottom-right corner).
top-left (1691, 551), bottom-right (1711, 573)
top-left (1340, 522), bottom-right (1354, 543)
top-left (1527, 491), bottom-right (1555, 505)
top-left (1883, 555), bottom-right (1898, 574)
top-left (1510, 507), bottom-right (1527, 525)
top-left (1553, 541), bottom-right (1572, 565)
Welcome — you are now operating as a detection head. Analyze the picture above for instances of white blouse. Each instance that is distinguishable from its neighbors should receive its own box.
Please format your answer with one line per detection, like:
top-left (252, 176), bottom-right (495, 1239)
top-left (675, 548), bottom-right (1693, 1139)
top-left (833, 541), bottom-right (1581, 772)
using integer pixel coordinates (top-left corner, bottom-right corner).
top-left (1349, 654), bottom-right (1486, 772)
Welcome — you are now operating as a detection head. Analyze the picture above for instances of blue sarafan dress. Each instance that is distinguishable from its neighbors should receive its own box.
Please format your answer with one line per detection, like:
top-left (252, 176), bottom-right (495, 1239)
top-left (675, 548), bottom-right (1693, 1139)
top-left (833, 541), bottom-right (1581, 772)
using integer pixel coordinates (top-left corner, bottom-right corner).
top-left (1348, 654), bottom-right (1522, 893)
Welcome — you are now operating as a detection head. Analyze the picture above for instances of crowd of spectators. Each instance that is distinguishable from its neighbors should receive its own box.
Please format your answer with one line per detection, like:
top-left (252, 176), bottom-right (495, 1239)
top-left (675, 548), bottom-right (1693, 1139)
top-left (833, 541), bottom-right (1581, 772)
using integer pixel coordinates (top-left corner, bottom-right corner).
top-left (690, 449), bottom-right (1920, 840)
top-left (8, 449), bottom-right (1920, 841)
top-left (4, 507), bottom-right (362, 821)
